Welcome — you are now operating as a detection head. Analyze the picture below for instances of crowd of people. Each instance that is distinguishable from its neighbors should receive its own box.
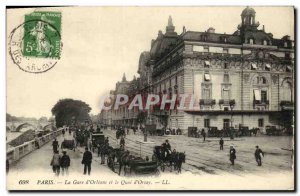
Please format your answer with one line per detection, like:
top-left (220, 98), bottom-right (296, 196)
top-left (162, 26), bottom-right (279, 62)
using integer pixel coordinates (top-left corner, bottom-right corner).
top-left (46, 124), bottom-right (266, 177)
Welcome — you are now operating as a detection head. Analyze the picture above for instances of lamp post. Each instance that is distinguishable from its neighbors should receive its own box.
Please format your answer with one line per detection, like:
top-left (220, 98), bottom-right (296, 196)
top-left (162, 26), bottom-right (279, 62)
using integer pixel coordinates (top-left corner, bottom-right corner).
top-left (229, 101), bottom-right (235, 139)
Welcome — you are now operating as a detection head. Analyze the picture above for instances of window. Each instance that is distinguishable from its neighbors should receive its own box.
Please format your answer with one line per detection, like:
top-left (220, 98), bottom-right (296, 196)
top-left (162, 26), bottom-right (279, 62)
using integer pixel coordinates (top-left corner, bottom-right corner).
top-left (261, 90), bottom-right (267, 103)
top-left (254, 89), bottom-right (261, 101)
top-left (286, 66), bottom-right (292, 72)
top-left (204, 119), bottom-right (210, 128)
top-left (224, 74), bottom-right (229, 83)
top-left (284, 42), bottom-right (288, 48)
top-left (223, 119), bottom-right (230, 129)
top-left (224, 62), bottom-right (229, 69)
top-left (282, 81), bottom-right (292, 101)
top-left (285, 53), bottom-right (290, 59)
top-left (204, 61), bottom-right (210, 68)
top-left (223, 89), bottom-right (230, 100)
top-left (258, 119), bottom-right (264, 127)
top-left (249, 38), bottom-right (254, 45)
top-left (263, 40), bottom-right (268, 45)
top-left (224, 107), bottom-right (229, 111)
top-left (265, 64), bottom-right (271, 71)
top-left (262, 77), bottom-right (267, 84)
top-left (251, 63), bottom-right (257, 70)
top-left (204, 73), bottom-right (211, 81)
top-left (203, 88), bottom-right (211, 99)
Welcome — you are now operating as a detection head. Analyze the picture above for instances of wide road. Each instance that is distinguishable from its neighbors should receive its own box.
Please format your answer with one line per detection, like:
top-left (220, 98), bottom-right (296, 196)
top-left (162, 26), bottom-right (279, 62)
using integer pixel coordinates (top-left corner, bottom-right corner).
top-left (104, 128), bottom-right (294, 176)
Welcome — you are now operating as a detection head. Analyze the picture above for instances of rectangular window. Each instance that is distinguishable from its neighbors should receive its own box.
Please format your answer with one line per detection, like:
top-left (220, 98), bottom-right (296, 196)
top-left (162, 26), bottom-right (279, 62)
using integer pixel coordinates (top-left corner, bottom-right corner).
top-left (224, 63), bottom-right (229, 69)
top-left (251, 63), bottom-right (257, 70)
top-left (254, 89), bottom-right (261, 101)
top-left (224, 74), bottom-right (229, 82)
top-left (204, 61), bottom-right (210, 68)
top-left (223, 119), bottom-right (230, 129)
top-left (204, 119), bottom-right (210, 128)
top-left (203, 88), bottom-right (211, 100)
top-left (258, 119), bottom-right (264, 127)
top-left (223, 89), bottom-right (230, 100)
top-left (204, 74), bottom-right (211, 81)
top-left (261, 90), bottom-right (267, 103)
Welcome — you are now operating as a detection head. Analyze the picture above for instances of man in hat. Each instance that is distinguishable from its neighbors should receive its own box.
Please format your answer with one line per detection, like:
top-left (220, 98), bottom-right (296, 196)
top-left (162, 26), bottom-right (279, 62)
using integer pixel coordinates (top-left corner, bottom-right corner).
top-left (82, 147), bottom-right (93, 175)
top-left (52, 138), bottom-right (59, 153)
top-left (219, 137), bottom-right (224, 150)
top-left (229, 146), bottom-right (236, 165)
top-left (60, 151), bottom-right (70, 176)
top-left (254, 145), bottom-right (264, 166)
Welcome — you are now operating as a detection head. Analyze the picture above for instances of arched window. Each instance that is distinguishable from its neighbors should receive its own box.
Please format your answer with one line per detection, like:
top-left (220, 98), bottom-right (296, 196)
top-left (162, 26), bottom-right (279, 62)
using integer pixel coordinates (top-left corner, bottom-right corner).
top-left (282, 81), bottom-right (292, 101)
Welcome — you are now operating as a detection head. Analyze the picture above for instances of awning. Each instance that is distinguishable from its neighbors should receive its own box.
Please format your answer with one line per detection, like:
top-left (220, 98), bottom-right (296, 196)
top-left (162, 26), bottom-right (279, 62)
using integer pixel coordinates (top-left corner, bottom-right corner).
top-left (251, 63), bottom-right (257, 69)
top-left (205, 61), bottom-right (210, 66)
top-left (254, 89), bottom-right (261, 101)
top-left (204, 74), bottom-right (211, 81)
top-left (265, 64), bottom-right (271, 69)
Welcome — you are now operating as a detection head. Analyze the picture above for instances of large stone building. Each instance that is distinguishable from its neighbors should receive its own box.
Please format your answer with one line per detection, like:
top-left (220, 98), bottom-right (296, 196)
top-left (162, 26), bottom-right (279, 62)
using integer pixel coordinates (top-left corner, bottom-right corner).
top-left (100, 7), bottom-right (294, 133)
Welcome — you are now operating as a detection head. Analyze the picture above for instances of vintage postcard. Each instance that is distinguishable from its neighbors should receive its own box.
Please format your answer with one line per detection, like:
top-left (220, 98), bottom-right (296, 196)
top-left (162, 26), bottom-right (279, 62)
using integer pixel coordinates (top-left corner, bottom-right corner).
top-left (6, 6), bottom-right (295, 191)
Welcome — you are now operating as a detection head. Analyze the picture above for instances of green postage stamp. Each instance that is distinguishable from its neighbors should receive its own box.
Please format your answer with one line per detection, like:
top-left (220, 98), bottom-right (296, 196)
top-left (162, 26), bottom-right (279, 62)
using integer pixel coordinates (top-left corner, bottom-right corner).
top-left (8, 10), bottom-right (62, 73)
top-left (23, 11), bottom-right (61, 58)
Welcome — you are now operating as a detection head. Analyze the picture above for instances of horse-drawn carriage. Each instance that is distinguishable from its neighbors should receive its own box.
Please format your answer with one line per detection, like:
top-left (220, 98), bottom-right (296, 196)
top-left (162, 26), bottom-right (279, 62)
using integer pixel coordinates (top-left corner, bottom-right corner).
top-left (106, 148), bottom-right (159, 176)
top-left (90, 133), bottom-right (105, 152)
top-left (188, 127), bottom-right (200, 138)
top-left (116, 128), bottom-right (125, 139)
top-left (61, 139), bottom-right (75, 151)
top-left (266, 126), bottom-right (282, 136)
top-left (152, 146), bottom-right (185, 173)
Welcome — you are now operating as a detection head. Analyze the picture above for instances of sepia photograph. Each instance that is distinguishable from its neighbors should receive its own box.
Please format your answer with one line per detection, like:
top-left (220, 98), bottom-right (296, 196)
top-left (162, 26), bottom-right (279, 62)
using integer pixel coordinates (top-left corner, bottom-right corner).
top-left (6, 6), bottom-right (295, 191)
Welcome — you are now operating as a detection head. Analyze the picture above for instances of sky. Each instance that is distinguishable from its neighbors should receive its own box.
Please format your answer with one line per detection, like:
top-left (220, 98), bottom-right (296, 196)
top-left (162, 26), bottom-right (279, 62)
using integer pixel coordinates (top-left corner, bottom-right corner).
top-left (6, 6), bottom-right (294, 118)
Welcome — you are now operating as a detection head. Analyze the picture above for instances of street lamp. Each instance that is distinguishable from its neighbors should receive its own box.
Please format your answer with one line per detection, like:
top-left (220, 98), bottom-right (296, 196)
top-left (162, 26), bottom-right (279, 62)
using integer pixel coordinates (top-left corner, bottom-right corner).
top-left (229, 100), bottom-right (235, 139)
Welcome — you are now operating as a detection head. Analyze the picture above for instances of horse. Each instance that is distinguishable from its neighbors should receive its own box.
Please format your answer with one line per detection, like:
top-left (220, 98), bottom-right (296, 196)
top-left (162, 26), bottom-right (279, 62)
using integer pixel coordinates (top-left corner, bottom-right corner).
top-left (174, 152), bottom-right (186, 173)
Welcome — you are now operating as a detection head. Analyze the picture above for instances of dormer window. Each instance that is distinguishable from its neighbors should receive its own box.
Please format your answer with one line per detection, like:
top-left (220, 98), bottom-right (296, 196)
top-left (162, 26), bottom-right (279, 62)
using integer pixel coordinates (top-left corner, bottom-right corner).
top-left (251, 63), bottom-right (257, 70)
top-left (265, 64), bottom-right (271, 71)
top-left (204, 61), bottom-right (210, 68)
top-left (204, 73), bottom-right (211, 81)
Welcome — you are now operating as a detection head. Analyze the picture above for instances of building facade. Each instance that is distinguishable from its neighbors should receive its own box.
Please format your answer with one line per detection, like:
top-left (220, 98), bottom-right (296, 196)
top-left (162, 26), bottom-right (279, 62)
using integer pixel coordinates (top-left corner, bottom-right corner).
top-left (100, 7), bottom-right (294, 133)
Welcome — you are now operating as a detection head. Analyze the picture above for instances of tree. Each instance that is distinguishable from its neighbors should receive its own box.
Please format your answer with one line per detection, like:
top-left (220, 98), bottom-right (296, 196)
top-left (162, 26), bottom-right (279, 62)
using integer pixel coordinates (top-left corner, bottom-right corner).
top-left (51, 99), bottom-right (91, 127)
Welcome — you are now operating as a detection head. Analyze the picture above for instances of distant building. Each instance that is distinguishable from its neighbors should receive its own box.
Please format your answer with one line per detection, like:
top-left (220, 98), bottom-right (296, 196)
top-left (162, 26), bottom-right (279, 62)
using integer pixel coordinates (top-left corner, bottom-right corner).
top-left (100, 7), bottom-right (294, 133)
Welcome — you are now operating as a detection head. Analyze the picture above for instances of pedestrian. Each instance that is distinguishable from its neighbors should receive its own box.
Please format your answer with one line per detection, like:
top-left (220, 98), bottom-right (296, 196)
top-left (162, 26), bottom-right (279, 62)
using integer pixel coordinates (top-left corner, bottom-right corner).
top-left (51, 150), bottom-right (61, 176)
top-left (62, 129), bottom-right (65, 137)
top-left (229, 146), bottom-right (236, 165)
top-left (52, 138), bottom-right (59, 153)
top-left (105, 137), bottom-right (109, 146)
top-left (35, 136), bottom-right (40, 149)
top-left (82, 147), bottom-right (92, 175)
top-left (202, 129), bottom-right (206, 142)
top-left (254, 145), bottom-right (264, 166)
top-left (120, 136), bottom-right (125, 148)
top-left (60, 151), bottom-right (70, 176)
top-left (6, 159), bottom-right (9, 174)
top-left (219, 137), bottom-right (224, 150)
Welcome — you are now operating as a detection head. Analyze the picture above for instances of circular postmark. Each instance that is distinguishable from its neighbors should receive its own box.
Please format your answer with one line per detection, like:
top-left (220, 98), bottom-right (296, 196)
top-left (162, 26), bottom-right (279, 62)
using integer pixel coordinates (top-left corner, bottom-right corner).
top-left (8, 19), bottom-right (62, 74)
